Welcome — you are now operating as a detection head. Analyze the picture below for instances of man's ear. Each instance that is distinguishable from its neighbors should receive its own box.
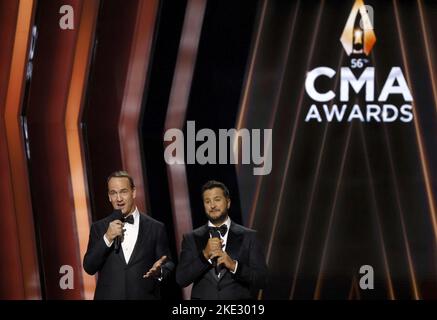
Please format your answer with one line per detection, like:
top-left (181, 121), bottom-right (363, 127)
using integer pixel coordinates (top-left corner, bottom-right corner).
top-left (132, 187), bottom-right (136, 199)
top-left (227, 198), bottom-right (231, 209)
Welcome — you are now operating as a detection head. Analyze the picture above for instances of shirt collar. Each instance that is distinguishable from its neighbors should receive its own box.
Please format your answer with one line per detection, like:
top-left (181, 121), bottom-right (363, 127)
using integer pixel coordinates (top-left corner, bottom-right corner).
top-left (126, 207), bottom-right (139, 224)
top-left (208, 216), bottom-right (231, 229)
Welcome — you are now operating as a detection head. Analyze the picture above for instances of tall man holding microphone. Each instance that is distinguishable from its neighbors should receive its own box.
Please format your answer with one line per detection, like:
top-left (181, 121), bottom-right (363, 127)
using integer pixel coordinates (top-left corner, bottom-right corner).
top-left (83, 171), bottom-right (174, 299)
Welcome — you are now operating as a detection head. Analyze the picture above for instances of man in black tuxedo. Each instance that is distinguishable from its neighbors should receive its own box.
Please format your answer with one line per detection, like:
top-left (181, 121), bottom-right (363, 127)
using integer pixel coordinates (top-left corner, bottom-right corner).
top-left (176, 180), bottom-right (268, 300)
top-left (83, 171), bottom-right (174, 299)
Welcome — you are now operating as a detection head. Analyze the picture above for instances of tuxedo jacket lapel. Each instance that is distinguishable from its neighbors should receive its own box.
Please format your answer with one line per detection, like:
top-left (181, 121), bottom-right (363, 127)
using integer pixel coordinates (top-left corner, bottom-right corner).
top-left (217, 222), bottom-right (243, 283)
top-left (193, 225), bottom-right (210, 253)
top-left (103, 214), bottom-right (127, 265)
top-left (193, 222), bottom-right (244, 283)
top-left (117, 247), bottom-right (127, 265)
top-left (194, 225), bottom-right (218, 284)
top-left (127, 214), bottom-right (148, 266)
top-left (225, 222), bottom-right (243, 261)
top-left (194, 223), bottom-right (243, 258)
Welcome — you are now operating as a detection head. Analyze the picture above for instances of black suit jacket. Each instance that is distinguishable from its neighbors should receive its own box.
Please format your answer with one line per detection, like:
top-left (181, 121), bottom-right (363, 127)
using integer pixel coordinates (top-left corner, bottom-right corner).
top-left (176, 222), bottom-right (268, 300)
top-left (83, 212), bottom-right (174, 300)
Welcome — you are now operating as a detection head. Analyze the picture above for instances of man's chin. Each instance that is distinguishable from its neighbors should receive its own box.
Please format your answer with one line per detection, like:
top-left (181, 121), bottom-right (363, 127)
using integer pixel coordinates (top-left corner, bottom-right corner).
top-left (208, 214), bottom-right (227, 224)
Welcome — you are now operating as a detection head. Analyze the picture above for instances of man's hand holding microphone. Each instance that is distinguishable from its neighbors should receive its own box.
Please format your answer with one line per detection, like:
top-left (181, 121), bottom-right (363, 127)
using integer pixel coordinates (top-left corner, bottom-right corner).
top-left (105, 219), bottom-right (124, 243)
top-left (203, 237), bottom-right (236, 273)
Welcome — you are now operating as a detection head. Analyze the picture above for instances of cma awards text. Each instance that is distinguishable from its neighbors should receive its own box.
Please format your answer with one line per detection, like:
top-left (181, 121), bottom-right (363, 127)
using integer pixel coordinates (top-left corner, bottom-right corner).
top-left (305, 66), bottom-right (413, 123)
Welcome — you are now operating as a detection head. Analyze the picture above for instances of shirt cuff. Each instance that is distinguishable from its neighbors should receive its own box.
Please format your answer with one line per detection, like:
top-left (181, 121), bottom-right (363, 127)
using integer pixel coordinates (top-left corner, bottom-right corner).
top-left (230, 260), bottom-right (238, 274)
top-left (103, 234), bottom-right (113, 247)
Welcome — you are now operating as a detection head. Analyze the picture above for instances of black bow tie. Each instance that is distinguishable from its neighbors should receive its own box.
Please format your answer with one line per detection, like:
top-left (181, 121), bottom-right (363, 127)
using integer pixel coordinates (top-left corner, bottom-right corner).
top-left (209, 224), bottom-right (228, 237)
top-left (122, 215), bottom-right (134, 224)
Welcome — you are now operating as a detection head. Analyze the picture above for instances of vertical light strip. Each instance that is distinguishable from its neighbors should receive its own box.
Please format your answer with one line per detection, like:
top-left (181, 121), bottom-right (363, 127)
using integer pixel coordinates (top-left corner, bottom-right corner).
top-left (233, 0), bottom-right (268, 161)
top-left (347, 277), bottom-right (354, 300)
top-left (371, 36), bottom-right (419, 298)
top-left (266, 1), bottom-right (325, 263)
top-left (119, 0), bottom-right (159, 214)
top-left (383, 120), bottom-right (420, 299)
top-left (313, 123), bottom-right (353, 299)
top-left (65, 0), bottom-right (99, 300)
top-left (393, 0), bottom-right (434, 298)
top-left (247, 1), bottom-right (300, 229)
top-left (397, 186), bottom-right (420, 299)
top-left (289, 50), bottom-right (344, 299)
top-left (4, 0), bottom-right (41, 299)
top-left (359, 123), bottom-right (395, 300)
top-left (366, 51), bottom-right (398, 300)
top-left (164, 0), bottom-right (207, 300)
top-left (417, 0), bottom-right (437, 115)
top-left (393, 0), bottom-right (437, 248)
top-left (0, 0), bottom-right (24, 299)
top-left (347, 276), bottom-right (361, 300)
top-left (384, 123), bottom-right (420, 299)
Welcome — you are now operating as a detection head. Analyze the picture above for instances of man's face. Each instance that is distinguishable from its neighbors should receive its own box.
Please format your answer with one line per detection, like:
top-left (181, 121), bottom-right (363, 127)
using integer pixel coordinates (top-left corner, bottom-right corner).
top-left (108, 177), bottom-right (136, 215)
top-left (203, 187), bottom-right (230, 225)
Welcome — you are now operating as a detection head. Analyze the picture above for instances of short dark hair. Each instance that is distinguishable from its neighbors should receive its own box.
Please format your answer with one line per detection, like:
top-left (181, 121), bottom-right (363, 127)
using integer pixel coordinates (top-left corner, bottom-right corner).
top-left (201, 180), bottom-right (230, 198)
top-left (107, 171), bottom-right (135, 189)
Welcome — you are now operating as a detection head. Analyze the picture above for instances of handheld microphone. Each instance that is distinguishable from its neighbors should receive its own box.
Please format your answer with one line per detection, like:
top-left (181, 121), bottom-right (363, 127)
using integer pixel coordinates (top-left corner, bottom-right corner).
top-left (209, 228), bottom-right (222, 274)
top-left (114, 235), bottom-right (121, 253)
top-left (112, 209), bottom-right (123, 253)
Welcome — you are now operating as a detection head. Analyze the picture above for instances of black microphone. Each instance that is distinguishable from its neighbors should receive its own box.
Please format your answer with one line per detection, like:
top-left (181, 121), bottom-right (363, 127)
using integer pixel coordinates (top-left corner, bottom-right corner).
top-left (111, 209), bottom-right (123, 253)
top-left (209, 228), bottom-right (222, 275)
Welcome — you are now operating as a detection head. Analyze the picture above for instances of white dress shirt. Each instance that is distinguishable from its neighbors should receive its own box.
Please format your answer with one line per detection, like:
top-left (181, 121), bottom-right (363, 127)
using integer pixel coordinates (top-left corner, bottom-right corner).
top-left (104, 207), bottom-right (140, 264)
top-left (208, 216), bottom-right (238, 274)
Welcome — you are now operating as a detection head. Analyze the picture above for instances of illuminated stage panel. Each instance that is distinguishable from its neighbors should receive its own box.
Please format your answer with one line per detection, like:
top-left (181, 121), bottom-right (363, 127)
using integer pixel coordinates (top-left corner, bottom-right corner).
top-left (64, 0), bottom-right (100, 300)
top-left (24, 0), bottom-right (85, 299)
top-left (2, 0), bottom-right (42, 299)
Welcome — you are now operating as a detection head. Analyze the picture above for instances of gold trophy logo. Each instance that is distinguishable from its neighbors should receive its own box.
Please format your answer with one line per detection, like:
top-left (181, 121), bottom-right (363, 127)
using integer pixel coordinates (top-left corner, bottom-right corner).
top-left (340, 0), bottom-right (376, 56)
